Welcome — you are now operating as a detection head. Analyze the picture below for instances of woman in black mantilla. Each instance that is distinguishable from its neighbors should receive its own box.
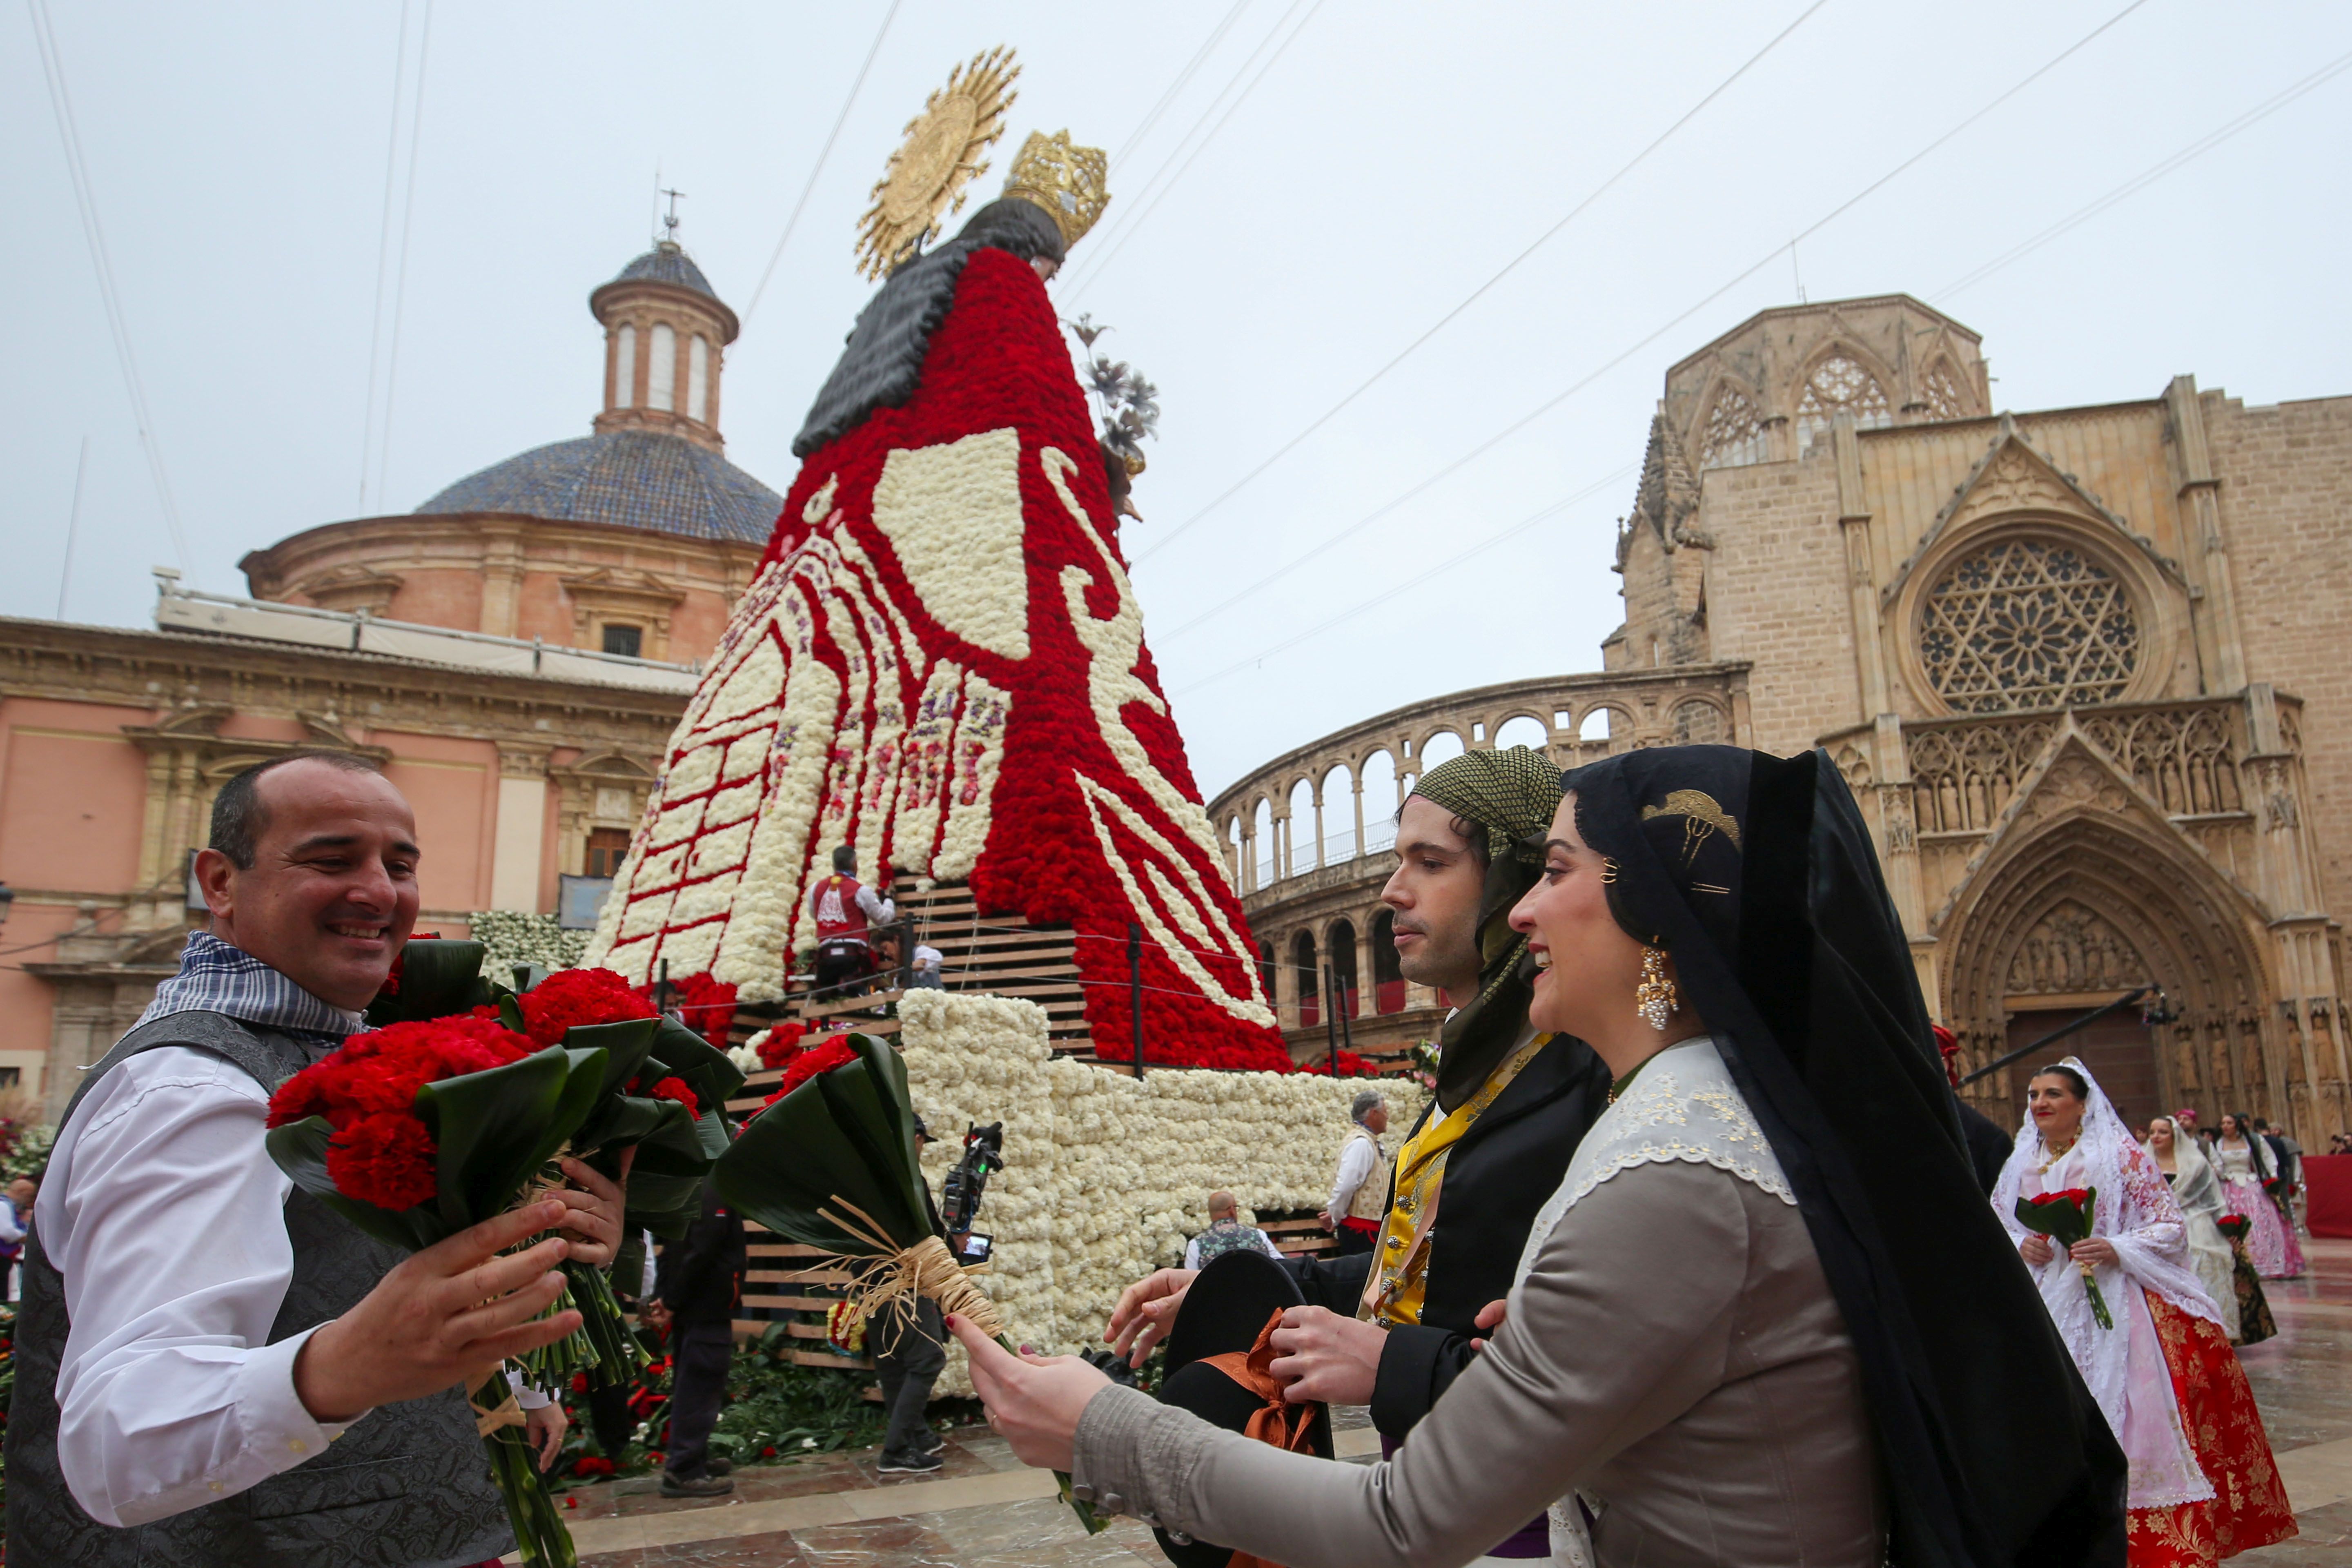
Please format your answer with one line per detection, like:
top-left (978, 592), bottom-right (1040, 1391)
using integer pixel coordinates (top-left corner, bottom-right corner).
top-left (956, 745), bottom-right (2127, 1568)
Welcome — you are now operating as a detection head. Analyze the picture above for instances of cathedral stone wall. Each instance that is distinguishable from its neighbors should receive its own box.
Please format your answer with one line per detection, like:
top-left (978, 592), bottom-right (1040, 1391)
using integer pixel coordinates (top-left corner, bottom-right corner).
top-left (2207, 390), bottom-right (2352, 924)
top-left (1695, 457), bottom-right (1855, 756)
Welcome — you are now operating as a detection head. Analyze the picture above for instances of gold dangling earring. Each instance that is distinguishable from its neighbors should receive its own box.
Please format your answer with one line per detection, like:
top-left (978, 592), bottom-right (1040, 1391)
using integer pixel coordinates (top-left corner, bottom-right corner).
top-left (1635, 945), bottom-right (1678, 1032)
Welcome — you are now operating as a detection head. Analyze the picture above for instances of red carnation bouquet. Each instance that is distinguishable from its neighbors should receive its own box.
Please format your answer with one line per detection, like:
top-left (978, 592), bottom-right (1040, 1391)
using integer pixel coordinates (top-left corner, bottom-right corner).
top-left (265, 993), bottom-right (602, 1565)
top-left (2014, 1186), bottom-right (2114, 1330)
top-left (754, 1020), bottom-right (810, 1071)
top-left (2217, 1212), bottom-right (2251, 1242)
top-left (473, 964), bottom-right (745, 1391)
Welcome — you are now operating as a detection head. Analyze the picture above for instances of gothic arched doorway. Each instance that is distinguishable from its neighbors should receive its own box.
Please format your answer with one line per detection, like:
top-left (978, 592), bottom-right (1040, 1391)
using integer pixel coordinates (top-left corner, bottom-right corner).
top-left (1939, 803), bottom-right (2278, 1136)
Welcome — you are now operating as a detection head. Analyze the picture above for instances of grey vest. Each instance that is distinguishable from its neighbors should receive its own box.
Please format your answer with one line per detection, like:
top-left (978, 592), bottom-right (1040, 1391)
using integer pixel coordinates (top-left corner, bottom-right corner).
top-left (4, 1011), bottom-right (513, 1567)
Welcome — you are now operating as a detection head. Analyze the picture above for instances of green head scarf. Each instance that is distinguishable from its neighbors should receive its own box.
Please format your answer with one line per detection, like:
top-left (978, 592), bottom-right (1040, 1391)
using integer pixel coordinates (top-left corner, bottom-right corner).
top-left (1410, 746), bottom-right (1564, 1111)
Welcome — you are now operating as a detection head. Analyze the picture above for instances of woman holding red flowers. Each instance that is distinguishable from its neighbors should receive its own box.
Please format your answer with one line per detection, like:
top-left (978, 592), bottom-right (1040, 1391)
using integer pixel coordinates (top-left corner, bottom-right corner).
top-left (2213, 1113), bottom-right (2304, 1279)
top-left (1995, 1061), bottom-right (2295, 1565)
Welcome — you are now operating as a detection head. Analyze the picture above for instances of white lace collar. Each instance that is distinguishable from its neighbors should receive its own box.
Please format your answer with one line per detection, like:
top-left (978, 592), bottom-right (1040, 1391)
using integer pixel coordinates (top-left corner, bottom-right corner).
top-left (1515, 1036), bottom-right (1793, 1282)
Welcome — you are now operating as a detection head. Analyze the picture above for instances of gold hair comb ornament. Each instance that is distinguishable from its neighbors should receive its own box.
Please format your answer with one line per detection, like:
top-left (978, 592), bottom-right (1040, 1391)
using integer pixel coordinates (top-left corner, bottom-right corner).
top-left (1640, 789), bottom-right (1741, 867)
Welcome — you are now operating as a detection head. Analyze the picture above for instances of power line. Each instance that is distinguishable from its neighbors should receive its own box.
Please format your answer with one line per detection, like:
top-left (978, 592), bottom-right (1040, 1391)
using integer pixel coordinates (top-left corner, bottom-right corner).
top-left (1059, 0), bottom-right (1322, 300)
top-left (744, 0), bottom-right (902, 324)
top-left (1147, 0), bottom-right (2154, 674)
top-left (1134, 0), bottom-right (1831, 570)
top-left (28, 0), bottom-right (191, 573)
top-left (369, 0), bottom-right (434, 512)
top-left (1172, 464), bottom-right (1639, 698)
top-left (357, 0), bottom-right (412, 514)
top-left (1936, 45), bottom-right (2352, 301)
top-left (57, 434), bottom-right (88, 619)
top-left (1114, 0), bottom-right (1254, 170)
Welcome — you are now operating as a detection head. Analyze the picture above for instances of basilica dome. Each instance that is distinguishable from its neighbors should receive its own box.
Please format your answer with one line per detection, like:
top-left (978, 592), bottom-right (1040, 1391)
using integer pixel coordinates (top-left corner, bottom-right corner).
top-left (241, 234), bottom-right (780, 664)
top-left (415, 428), bottom-right (780, 543)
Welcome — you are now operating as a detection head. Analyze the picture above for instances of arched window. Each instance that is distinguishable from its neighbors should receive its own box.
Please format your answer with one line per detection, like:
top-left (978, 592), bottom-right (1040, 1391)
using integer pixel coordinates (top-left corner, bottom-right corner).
top-left (1253, 798), bottom-right (1275, 887)
top-left (1370, 909), bottom-right (1405, 1013)
top-left (1795, 353), bottom-right (1891, 448)
top-left (1670, 699), bottom-right (1727, 744)
top-left (1292, 929), bottom-right (1320, 1029)
top-left (649, 324), bottom-right (678, 412)
top-left (614, 325), bottom-right (637, 410)
top-left (1700, 384), bottom-right (1766, 468)
top-left (1494, 715), bottom-right (1549, 753)
top-left (1922, 360), bottom-right (1969, 420)
top-left (1257, 939), bottom-right (1277, 1001)
top-left (688, 334), bottom-right (711, 422)
top-left (1330, 918), bottom-right (1359, 1019)
top-left (1578, 708), bottom-right (1613, 742)
top-left (1322, 762), bottom-right (1356, 862)
top-left (1290, 777), bottom-right (1318, 872)
top-left (1420, 730), bottom-right (1465, 771)
top-left (1919, 537), bottom-right (2141, 712)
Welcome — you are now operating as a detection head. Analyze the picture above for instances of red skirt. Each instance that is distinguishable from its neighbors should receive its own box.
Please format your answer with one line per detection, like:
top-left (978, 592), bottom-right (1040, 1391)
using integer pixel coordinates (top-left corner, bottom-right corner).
top-left (2125, 1292), bottom-right (2296, 1566)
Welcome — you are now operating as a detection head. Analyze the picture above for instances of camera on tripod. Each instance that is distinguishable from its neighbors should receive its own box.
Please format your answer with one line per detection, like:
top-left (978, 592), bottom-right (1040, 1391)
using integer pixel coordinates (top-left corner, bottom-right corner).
top-left (941, 1121), bottom-right (1004, 1265)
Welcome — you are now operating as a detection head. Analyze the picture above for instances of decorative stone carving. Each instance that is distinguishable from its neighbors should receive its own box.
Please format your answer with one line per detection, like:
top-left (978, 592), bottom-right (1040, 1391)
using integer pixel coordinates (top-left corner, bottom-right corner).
top-left (2004, 900), bottom-right (2146, 996)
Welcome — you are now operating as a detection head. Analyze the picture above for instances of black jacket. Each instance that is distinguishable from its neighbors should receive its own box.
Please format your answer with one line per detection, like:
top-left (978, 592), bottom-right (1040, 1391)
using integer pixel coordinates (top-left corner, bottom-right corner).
top-left (1283, 1033), bottom-right (1608, 1439)
top-left (657, 1182), bottom-right (747, 1327)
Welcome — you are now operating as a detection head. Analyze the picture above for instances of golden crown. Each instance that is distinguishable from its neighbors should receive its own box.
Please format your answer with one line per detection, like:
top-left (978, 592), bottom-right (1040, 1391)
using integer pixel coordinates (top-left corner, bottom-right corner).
top-left (1001, 129), bottom-right (1110, 249)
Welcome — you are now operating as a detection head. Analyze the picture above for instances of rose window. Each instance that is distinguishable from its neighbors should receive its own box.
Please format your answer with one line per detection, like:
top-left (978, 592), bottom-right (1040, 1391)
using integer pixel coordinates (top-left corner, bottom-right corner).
top-left (1795, 354), bottom-right (1891, 447)
top-left (1919, 539), bottom-right (2140, 712)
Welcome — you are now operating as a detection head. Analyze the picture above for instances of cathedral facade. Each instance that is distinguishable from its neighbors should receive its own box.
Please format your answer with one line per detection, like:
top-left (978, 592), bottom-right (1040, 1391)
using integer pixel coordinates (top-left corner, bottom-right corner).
top-left (1613, 294), bottom-right (2352, 1140)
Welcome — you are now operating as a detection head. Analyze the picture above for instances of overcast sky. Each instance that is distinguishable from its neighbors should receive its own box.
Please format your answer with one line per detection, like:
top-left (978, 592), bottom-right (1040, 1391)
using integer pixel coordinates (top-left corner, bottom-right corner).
top-left (6, 0), bottom-right (2348, 793)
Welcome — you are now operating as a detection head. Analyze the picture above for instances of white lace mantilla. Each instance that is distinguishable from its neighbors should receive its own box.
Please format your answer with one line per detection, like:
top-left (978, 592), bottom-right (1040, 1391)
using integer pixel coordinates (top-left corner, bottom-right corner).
top-left (1514, 1037), bottom-right (1793, 1285)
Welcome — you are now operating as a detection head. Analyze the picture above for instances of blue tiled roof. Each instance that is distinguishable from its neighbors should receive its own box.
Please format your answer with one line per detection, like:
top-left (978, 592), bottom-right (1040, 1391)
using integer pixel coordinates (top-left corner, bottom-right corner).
top-left (611, 243), bottom-right (717, 300)
top-left (416, 430), bottom-right (782, 543)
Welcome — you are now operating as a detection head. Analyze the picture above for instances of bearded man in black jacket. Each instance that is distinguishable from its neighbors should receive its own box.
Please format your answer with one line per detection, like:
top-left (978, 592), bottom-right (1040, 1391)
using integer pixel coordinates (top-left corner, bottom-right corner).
top-left (1107, 749), bottom-right (1609, 1470)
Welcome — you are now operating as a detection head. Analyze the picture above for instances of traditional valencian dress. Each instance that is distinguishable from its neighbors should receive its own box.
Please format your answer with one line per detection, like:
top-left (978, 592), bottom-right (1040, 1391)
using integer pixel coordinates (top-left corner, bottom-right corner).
top-left (1996, 1063), bottom-right (2294, 1566)
top-left (1062, 746), bottom-right (2134, 1568)
top-left (2212, 1135), bottom-right (2303, 1279)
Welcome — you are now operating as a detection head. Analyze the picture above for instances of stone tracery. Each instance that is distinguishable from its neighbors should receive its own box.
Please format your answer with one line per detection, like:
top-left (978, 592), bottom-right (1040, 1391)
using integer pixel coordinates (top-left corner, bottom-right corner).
top-left (1918, 538), bottom-right (2141, 713)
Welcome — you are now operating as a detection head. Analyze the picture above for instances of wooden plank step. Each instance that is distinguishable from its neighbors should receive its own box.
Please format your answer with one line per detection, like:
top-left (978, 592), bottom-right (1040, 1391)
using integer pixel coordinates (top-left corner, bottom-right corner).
top-left (796, 990), bottom-right (906, 1019)
top-left (745, 1293), bottom-right (846, 1312)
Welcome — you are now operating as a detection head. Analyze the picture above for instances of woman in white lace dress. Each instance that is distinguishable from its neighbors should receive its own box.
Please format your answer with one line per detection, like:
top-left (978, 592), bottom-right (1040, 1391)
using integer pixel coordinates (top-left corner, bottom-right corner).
top-left (2142, 1118), bottom-right (2238, 1342)
top-left (956, 746), bottom-right (2130, 1568)
top-left (1997, 1063), bottom-right (2291, 1564)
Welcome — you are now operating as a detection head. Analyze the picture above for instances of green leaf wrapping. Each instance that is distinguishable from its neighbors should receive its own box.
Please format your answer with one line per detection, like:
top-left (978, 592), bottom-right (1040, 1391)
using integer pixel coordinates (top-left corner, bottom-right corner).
top-left (648, 1017), bottom-right (748, 1112)
top-left (366, 939), bottom-right (495, 1027)
top-left (713, 1034), bottom-right (933, 1254)
top-left (263, 1116), bottom-right (444, 1252)
top-left (415, 1046), bottom-right (599, 1235)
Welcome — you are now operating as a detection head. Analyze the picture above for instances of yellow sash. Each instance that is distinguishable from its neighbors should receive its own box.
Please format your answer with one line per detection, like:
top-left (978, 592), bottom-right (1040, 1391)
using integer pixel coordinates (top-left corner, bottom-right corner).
top-left (1361, 1033), bottom-right (1551, 1327)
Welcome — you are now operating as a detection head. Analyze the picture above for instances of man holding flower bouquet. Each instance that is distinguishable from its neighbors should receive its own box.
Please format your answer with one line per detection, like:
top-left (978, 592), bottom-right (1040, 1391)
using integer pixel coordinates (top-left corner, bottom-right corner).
top-left (5, 753), bottom-right (626, 1565)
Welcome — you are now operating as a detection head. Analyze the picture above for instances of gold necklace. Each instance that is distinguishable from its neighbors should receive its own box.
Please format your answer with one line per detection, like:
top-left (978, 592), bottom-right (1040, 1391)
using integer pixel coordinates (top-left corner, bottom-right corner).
top-left (2037, 1132), bottom-right (2079, 1175)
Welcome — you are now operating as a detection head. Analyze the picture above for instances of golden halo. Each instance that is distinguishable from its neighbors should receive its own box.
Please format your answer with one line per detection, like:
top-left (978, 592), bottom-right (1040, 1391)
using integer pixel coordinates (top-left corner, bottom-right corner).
top-left (855, 47), bottom-right (1019, 281)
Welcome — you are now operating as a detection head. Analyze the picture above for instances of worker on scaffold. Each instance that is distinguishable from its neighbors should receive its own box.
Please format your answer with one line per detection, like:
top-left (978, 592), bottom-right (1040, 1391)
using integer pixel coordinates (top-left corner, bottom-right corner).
top-left (808, 845), bottom-right (895, 998)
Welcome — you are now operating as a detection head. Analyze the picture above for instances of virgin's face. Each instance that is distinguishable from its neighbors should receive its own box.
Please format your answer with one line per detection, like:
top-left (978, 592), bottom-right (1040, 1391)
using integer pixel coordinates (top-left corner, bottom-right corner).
top-left (2027, 1074), bottom-right (2086, 1144)
top-left (1508, 793), bottom-right (1649, 1040)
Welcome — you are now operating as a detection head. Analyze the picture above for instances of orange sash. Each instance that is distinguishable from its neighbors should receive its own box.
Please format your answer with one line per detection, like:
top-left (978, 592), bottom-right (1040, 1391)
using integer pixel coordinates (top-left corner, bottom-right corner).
top-left (1196, 1309), bottom-right (1319, 1568)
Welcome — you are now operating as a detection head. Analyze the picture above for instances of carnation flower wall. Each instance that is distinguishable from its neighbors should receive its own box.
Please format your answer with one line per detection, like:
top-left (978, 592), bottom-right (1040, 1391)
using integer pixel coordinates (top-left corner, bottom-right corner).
top-left (584, 247), bottom-right (1285, 1070)
top-left (887, 991), bottom-right (1425, 1395)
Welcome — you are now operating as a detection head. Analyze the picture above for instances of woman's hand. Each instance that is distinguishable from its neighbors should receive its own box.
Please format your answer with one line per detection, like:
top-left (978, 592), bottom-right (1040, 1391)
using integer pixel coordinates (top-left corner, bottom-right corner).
top-left (1105, 1267), bottom-right (1197, 1368)
top-left (950, 1314), bottom-right (1107, 1472)
top-left (1469, 1297), bottom-right (1508, 1353)
top-left (2069, 1236), bottom-right (2118, 1269)
top-left (2019, 1234), bottom-right (2055, 1267)
top-left (550, 1152), bottom-right (631, 1269)
top-left (525, 1400), bottom-right (568, 1472)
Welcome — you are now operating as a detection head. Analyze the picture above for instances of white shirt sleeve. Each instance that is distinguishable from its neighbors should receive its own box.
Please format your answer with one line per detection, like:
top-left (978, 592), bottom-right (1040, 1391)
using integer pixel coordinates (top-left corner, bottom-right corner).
top-left (1328, 1133), bottom-right (1375, 1220)
top-left (45, 1047), bottom-right (364, 1527)
top-left (1183, 1237), bottom-right (1203, 1272)
top-left (857, 884), bottom-right (895, 926)
top-left (0, 1198), bottom-right (24, 1246)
